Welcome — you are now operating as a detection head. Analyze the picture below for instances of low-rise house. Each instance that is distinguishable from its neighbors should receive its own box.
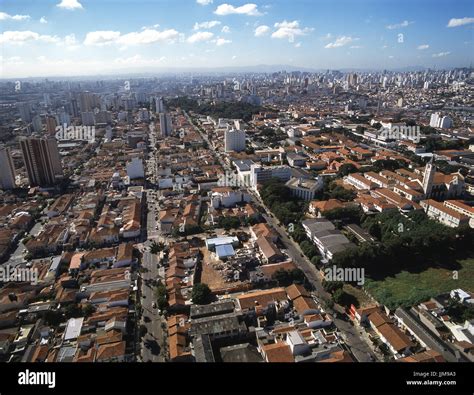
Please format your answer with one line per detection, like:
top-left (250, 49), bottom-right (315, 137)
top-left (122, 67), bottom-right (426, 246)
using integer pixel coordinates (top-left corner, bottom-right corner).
top-left (256, 236), bottom-right (284, 264)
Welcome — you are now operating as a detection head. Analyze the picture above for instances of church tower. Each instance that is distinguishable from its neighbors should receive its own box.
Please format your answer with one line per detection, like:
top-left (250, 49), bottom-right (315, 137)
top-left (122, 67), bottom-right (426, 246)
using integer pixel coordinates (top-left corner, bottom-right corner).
top-left (422, 157), bottom-right (436, 198)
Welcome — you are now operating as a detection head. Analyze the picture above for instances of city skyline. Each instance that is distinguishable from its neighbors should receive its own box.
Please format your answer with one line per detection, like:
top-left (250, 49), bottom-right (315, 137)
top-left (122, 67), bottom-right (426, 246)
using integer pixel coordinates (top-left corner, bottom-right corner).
top-left (0, 0), bottom-right (473, 78)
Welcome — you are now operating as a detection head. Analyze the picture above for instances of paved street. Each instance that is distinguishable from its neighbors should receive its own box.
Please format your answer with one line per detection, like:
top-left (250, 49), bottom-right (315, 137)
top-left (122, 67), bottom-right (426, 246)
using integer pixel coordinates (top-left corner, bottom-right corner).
top-left (137, 125), bottom-right (167, 362)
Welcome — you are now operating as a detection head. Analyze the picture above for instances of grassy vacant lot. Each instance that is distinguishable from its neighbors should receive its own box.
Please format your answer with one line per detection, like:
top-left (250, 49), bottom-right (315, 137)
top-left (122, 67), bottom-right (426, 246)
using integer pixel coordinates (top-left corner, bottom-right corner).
top-left (364, 258), bottom-right (474, 310)
top-left (342, 284), bottom-right (374, 309)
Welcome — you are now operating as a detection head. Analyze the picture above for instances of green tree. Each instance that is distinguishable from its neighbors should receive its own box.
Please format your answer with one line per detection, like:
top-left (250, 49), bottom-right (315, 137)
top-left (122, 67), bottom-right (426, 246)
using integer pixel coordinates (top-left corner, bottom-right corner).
top-left (139, 324), bottom-right (148, 338)
top-left (155, 283), bottom-right (168, 311)
top-left (64, 304), bottom-right (82, 319)
top-left (300, 240), bottom-right (318, 259)
top-left (290, 269), bottom-right (305, 284)
top-left (311, 255), bottom-right (322, 267)
top-left (322, 279), bottom-right (344, 293)
top-left (82, 304), bottom-right (96, 317)
top-left (150, 241), bottom-right (164, 254)
top-left (272, 269), bottom-right (292, 286)
top-left (337, 163), bottom-right (358, 177)
top-left (191, 283), bottom-right (213, 305)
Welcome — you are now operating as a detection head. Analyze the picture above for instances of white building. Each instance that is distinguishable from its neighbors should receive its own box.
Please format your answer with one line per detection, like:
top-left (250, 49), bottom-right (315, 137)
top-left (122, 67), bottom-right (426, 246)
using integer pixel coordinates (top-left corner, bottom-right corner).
top-left (430, 112), bottom-right (453, 129)
top-left (420, 199), bottom-right (469, 228)
top-left (126, 157), bottom-right (145, 180)
top-left (210, 187), bottom-right (251, 208)
top-left (285, 177), bottom-right (323, 201)
top-left (224, 128), bottom-right (246, 152)
top-left (250, 164), bottom-right (292, 189)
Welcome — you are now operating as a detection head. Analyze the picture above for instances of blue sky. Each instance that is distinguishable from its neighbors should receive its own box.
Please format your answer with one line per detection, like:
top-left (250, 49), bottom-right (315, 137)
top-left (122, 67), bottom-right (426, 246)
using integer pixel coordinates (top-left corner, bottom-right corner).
top-left (0, 0), bottom-right (473, 77)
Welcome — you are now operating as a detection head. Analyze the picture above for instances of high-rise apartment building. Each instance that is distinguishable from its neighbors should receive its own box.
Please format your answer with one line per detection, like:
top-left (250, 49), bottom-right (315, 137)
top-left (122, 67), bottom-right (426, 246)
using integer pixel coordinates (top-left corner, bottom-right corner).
top-left (0, 146), bottom-right (16, 190)
top-left (17, 102), bottom-right (32, 123)
top-left (46, 116), bottom-right (58, 135)
top-left (159, 113), bottom-right (172, 137)
top-left (224, 129), bottom-right (246, 152)
top-left (20, 137), bottom-right (63, 187)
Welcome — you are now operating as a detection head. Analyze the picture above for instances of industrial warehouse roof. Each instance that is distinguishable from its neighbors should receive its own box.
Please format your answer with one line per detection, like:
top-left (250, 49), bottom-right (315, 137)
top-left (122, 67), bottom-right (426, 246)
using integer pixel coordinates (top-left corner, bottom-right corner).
top-left (205, 236), bottom-right (239, 249)
top-left (215, 244), bottom-right (236, 259)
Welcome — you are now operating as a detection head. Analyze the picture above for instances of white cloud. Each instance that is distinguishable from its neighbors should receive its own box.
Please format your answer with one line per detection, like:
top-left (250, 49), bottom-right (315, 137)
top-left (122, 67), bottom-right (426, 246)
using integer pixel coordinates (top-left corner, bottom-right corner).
top-left (117, 29), bottom-right (180, 45)
top-left (321, 33), bottom-right (332, 40)
top-left (447, 17), bottom-right (474, 27)
top-left (187, 31), bottom-right (214, 43)
top-left (325, 36), bottom-right (358, 48)
top-left (221, 25), bottom-right (230, 34)
top-left (83, 29), bottom-right (180, 46)
top-left (294, 42), bottom-right (301, 48)
top-left (271, 20), bottom-right (313, 43)
top-left (432, 51), bottom-right (450, 57)
top-left (254, 25), bottom-right (270, 37)
top-left (39, 17), bottom-right (48, 24)
top-left (214, 3), bottom-right (261, 16)
top-left (84, 31), bottom-right (121, 46)
top-left (64, 34), bottom-right (77, 46)
top-left (0, 12), bottom-right (30, 21)
top-left (215, 37), bottom-right (231, 46)
top-left (350, 45), bottom-right (362, 49)
top-left (0, 56), bottom-right (24, 65)
top-left (0, 30), bottom-right (61, 44)
top-left (417, 44), bottom-right (429, 50)
top-left (193, 20), bottom-right (221, 30)
top-left (386, 20), bottom-right (413, 30)
top-left (232, 55), bottom-right (237, 59)
top-left (196, 0), bottom-right (213, 5)
top-left (56, 0), bottom-right (83, 10)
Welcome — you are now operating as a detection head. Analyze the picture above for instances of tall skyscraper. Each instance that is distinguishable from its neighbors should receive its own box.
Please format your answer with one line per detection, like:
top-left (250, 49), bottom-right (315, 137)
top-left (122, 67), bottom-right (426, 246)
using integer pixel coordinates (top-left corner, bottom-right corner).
top-left (20, 137), bottom-right (63, 187)
top-left (348, 73), bottom-right (358, 87)
top-left (0, 146), bottom-right (16, 190)
top-left (70, 98), bottom-right (79, 118)
top-left (224, 128), bottom-right (246, 152)
top-left (81, 111), bottom-right (95, 126)
top-left (46, 116), bottom-right (58, 135)
top-left (32, 115), bottom-right (43, 133)
top-left (159, 113), bottom-right (172, 137)
top-left (78, 92), bottom-right (99, 112)
top-left (154, 97), bottom-right (165, 113)
top-left (17, 102), bottom-right (32, 123)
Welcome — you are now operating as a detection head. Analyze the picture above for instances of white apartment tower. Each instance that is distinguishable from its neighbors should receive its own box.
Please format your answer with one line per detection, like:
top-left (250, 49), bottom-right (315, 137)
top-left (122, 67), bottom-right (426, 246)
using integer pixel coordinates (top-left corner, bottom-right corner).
top-left (430, 112), bottom-right (453, 129)
top-left (224, 128), bottom-right (246, 152)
